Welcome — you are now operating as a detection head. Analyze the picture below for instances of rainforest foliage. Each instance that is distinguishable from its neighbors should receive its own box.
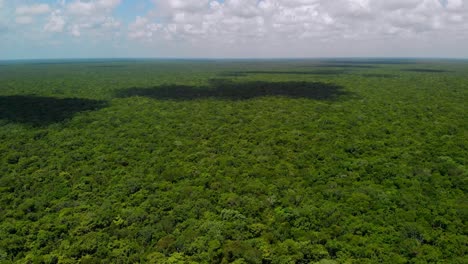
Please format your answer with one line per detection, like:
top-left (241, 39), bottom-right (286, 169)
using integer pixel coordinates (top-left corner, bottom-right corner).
top-left (0, 59), bottom-right (466, 263)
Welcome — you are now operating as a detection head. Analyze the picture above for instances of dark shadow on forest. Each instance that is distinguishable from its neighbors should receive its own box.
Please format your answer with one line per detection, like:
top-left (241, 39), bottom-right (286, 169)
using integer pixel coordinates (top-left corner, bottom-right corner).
top-left (309, 64), bottom-right (377, 68)
top-left (116, 79), bottom-right (350, 101)
top-left (218, 72), bottom-right (249, 77)
top-left (0, 95), bottom-right (107, 126)
top-left (361, 73), bottom-right (397, 78)
top-left (91, 65), bottom-right (128, 68)
top-left (402, 68), bottom-right (450, 73)
top-left (219, 69), bottom-right (347, 77)
top-left (319, 59), bottom-right (416, 65)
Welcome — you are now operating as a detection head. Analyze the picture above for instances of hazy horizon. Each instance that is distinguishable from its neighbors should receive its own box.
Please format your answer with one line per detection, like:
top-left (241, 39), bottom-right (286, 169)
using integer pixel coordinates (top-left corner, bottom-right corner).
top-left (2, 57), bottom-right (468, 62)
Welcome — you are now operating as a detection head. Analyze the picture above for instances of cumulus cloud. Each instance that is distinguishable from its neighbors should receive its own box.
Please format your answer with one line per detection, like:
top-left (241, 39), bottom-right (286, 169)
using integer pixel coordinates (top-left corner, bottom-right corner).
top-left (2, 0), bottom-right (124, 40)
top-left (155, 0), bottom-right (211, 14)
top-left (129, 16), bottom-right (156, 40)
top-left (42, 0), bottom-right (123, 37)
top-left (70, 24), bottom-right (81, 37)
top-left (127, 0), bottom-right (467, 45)
top-left (16, 4), bottom-right (50, 16)
top-left (14, 3), bottom-right (50, 25)
top-left (2, 0), bottom-right (468, 58)
top-left (44, 10), bottom-right (66, 33)
top-left (67, 0), bottom-right (122, 16)
top-left (444, 0), bottom-right (464, 9)
top-left (15, 16), bottom-right (34, 25)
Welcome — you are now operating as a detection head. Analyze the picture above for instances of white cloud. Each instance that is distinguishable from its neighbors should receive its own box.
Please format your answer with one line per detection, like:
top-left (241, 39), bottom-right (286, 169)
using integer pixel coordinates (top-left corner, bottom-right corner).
top-left (101, 17), bottom-right (121, 29)
top-left (2, 0), bottom-right (468, 58)
top-left (128, 16), bottom-right (162, 40)
top-left (120, 0), bottom-right (468, 58)
top-left (97, 0), bottom-right (122, 9)
top-left (445, 0), bottom-right (463, 9)
top-left (375, 0), bottom-right (421, 11)
top-left (67, 0), bottom-right (122, 16)
top-left (132, 0), bottom-right (468, 42)
top-left (48, 0), bottom-right (123, 37)
top-left (156, 0), bottom-right (211, 13)
top-left (16, 4), bottom-right (50, 16)
top-left (14, 4), bottom-right (50, 25)
top-left (44, 10), bottom-right (66, 33)
top-left (14, 3), bottom-right (50, 25)
top-left (70, 24), bottom-right (81, 37)
top-left (15, 16), bottom-right (34, 25)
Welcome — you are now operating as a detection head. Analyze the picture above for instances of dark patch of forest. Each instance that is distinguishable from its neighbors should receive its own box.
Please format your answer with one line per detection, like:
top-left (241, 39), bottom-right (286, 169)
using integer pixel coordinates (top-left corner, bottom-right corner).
top-left (319, 59), bottom-right (416, 64)
top-left (116, 80), bottom-right (350, 101)
top-left (227, 70), bottom-right (348, 75)
top-left (310, 64), bottom-right (377, 68)
top-left (0, 95), bottom-right (107, 126)
top-left (361, 73), bottom-right (398, 78)
top-left (402, 68), bottom-right (450, 73)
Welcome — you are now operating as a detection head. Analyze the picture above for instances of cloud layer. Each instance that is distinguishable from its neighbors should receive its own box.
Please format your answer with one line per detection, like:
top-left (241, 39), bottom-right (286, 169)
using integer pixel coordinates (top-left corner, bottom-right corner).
top-left (1, 0), bottom-right (467, 59)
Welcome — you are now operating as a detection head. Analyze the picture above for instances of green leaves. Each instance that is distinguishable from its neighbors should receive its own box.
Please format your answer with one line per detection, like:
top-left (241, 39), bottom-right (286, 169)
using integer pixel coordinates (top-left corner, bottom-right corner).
top-left (0, 60), bottom-right (466, 262)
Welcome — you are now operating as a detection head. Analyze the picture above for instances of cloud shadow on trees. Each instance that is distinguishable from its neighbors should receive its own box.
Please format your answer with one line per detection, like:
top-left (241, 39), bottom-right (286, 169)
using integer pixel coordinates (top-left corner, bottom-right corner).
top-left (402, 68), bottom-right (450, 73)
top-left (219, 69), bottom-right (348, 77)
top-left (0, 95), bottom-right (108, 126)
top-left (91, 65), bottom-right (128, 68)
top-left (319, 59), bottom-right (416, 65)
top-left (361, 73), bottom-right (398, 78)
top-left (310, 64), bottom-right (377, 69)
top-left (116, 79), bottom-right (351, 101)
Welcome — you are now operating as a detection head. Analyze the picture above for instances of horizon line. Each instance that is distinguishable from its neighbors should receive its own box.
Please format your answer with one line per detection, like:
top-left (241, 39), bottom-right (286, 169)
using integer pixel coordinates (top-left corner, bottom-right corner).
top-left (1, 56), bottom-right (468, 62)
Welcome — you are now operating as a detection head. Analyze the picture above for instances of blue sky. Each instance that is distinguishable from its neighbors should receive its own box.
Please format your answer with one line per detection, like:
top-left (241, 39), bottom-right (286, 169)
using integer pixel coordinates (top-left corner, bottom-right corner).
top-left (0, 0), bottom-right (467, 59)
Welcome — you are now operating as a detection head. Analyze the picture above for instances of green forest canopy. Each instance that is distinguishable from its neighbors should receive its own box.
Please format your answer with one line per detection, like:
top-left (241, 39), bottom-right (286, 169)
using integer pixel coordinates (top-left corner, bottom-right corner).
top-left (0, 59), bottom-right (466, 263)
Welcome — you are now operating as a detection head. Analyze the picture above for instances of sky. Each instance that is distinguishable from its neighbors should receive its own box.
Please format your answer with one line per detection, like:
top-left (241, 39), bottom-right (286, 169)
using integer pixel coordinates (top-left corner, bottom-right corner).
top-left (0, 0), bottom-right (467, 59)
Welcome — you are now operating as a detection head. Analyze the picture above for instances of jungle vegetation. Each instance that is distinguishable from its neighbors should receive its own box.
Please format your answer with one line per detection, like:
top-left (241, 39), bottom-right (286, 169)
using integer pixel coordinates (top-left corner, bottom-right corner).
top-left (0, 59), bottom-right (466, 263)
